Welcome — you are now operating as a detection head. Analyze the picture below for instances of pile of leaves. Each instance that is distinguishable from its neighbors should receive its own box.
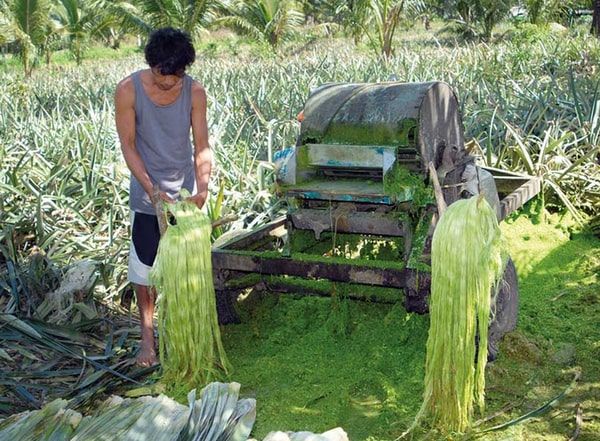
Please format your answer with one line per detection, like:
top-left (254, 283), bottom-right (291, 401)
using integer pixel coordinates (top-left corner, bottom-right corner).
top-left (0, 260), bottom-right (155, 416)
top-left (0, 382), bottom-right (256, 440)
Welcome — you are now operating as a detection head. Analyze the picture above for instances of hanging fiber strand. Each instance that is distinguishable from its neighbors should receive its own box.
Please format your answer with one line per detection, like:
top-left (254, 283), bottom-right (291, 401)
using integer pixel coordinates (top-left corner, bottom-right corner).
top-left (404, 195), bottom-right (508, 436)
top-left (149, 195), bottom-right (230, 387)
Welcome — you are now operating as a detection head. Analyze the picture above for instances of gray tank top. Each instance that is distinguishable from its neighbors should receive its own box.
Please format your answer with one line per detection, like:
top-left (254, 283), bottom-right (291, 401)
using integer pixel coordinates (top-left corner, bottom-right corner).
top-left (129, 70), bottom-right (195, 214)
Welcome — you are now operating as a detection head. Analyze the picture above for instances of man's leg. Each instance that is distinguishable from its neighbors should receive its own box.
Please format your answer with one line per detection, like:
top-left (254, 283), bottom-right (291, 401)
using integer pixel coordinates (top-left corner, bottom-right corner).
top-left (135, 283), bottom-right (157, 366)
top-left (129, 212), bottom-right (162, 366)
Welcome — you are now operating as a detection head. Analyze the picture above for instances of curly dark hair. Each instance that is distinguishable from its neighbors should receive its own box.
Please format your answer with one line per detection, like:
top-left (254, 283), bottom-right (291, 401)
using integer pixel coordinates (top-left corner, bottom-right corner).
top-left (144, 27), bottom-right (196, 76)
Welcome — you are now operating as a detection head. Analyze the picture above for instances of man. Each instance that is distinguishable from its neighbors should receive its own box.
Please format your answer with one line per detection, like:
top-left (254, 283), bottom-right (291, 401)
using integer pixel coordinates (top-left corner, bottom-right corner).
top-left (114, 27), bottom-right (212, 367)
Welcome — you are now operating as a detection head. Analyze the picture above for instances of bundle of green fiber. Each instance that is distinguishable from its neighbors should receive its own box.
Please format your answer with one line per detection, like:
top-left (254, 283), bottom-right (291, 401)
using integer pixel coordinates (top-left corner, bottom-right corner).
top-left (416, 195), bottom-right (508, 434)
top-left (149, 197), bottom-right (230, 387)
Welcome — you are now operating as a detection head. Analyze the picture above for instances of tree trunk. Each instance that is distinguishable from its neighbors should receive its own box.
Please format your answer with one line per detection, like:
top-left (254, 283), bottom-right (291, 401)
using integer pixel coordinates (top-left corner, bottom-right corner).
top-left (591, 0), bottom-right (600, 35)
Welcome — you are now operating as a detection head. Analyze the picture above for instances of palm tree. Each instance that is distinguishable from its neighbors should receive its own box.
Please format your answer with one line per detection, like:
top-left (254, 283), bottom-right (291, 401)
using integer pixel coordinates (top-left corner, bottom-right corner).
top-left (214, 0), bottom-right (305, 51)
top-left (478, 0), bottom-right (512, 40)
top-left (52, 0), bottom-right (101, 65)
top-left (137, 0), bottom-right (218, 40)
top-left (368, 0), bottom-right (414, 60)
top-left (0, 0), bottom-right (53, 76)
top-left (337, 0), bottom-right (424, 60)
top-left (88, 0), bottom-right (149, 49)
top-left (335, 0), bottom-right (372, 45)
top-left (524, 0), bottom-right (544, 24)
top-left (524, 0), bottom-right (593, 26)
top-left (437, 0), bottom-right (512, 41)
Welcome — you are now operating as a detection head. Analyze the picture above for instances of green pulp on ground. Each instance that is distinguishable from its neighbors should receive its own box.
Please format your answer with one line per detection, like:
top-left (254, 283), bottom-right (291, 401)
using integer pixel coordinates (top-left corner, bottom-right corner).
top-left (215, 208), bottom-right (600, 441)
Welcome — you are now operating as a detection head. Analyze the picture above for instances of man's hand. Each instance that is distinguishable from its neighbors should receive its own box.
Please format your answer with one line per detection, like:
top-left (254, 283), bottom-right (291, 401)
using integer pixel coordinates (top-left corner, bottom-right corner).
top-left (159, 191), bottom-right (176, 204)
top-left (185, 192), bottom-right (206, 210)
top-left (150, 185), bottom-right (176, 205)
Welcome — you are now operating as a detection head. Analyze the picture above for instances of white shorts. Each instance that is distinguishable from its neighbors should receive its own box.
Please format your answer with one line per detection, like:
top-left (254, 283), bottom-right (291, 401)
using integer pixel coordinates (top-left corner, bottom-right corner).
top-left (127, 211), bottom-right (160, 286)
top-left (128, 237), bottom-right (152, 286)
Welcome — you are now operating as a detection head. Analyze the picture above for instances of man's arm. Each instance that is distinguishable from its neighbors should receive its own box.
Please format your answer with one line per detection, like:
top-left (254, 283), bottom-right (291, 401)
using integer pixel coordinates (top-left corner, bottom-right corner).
top-left (187, 81), bottom-right (212, 209)
top-left (115, 77), bottom-right (156, 199)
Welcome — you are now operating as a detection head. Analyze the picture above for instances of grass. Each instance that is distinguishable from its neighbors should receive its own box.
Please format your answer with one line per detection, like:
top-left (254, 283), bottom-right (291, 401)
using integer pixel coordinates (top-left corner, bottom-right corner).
top-left (215, 208), bottom-right (600, 440)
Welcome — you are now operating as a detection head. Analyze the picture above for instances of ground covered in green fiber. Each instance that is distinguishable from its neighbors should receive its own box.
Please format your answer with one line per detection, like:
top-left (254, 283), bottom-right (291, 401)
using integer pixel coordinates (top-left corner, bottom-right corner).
top-left (216, 210), bottom-right (600, 441)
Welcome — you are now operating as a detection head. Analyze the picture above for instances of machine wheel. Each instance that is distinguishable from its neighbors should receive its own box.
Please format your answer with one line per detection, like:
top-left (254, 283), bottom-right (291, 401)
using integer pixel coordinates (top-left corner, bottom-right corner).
top-left (215, 290), bottom-right (241, 325)
top-left (486, 256), bottom-right (519, 361)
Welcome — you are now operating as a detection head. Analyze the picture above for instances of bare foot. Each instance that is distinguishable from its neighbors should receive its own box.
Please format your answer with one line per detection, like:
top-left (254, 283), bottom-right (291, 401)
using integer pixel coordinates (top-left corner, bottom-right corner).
top-left (134, 284), bottom-right (158, 367)
top-left (136, 339), bottom-right (157, 367)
